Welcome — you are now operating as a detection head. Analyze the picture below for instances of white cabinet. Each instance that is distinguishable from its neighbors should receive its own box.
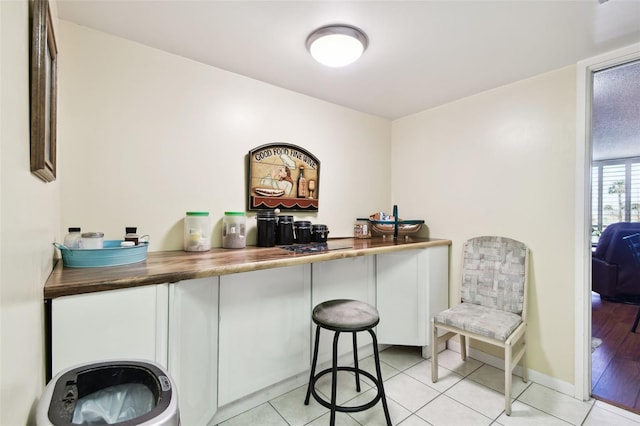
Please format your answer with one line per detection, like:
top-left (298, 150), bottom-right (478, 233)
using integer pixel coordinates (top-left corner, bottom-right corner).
top-left (168, 277), bottom-right (219, 426)
top-left (49, 242), bottom-right (450, 422)
top-left (311, 256), bottom-right (376, 364)
top-left (218, 265), bottom-right (311, 406)
top-left (51, 284), bottom-right (169, 377)
top-left (376, 246), bottom-right (449, 351)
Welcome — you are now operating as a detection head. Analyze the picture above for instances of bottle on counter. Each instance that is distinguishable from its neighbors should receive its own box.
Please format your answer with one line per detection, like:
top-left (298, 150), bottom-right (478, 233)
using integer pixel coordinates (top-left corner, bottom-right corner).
top-left (297, 166), bottom-right (307, 198)
top-left (124, 227), bottom-right (140, 245)
top-left (222, 212), bottom-right (246, 249)
top-left (354, 220), bottom-right (371, 239)
top-left (63, 227), bottom-right (82, 249)
top-left (184, 212), bottom-right (211, 252)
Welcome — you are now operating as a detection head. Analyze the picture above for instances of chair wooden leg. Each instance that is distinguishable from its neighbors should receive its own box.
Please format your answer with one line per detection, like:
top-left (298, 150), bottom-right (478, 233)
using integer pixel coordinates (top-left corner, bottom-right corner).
top-left (522, 334), bottom-right (528, 383)
top-left (431, 319), bottom-right (438, 383)
top-left (505, 343), bottom-right (512, 416)
top-left (460, 335), bottom-right (467, 361)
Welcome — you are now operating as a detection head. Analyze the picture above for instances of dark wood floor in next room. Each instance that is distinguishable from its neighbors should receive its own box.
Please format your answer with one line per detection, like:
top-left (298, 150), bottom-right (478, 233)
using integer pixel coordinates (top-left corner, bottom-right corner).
top-left (592, 292), bottom-right (640, 414)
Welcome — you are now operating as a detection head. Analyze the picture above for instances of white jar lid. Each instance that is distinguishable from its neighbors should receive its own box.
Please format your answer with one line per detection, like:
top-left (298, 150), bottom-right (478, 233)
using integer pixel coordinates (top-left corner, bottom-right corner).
top-left (82, 232), bottom-right (104, 238)
top-left (120, 241), bottom-right (135, 247)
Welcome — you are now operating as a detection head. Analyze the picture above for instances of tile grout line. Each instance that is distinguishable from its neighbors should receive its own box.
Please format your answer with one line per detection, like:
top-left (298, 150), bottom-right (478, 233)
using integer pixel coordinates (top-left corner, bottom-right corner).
top-left (221, 348), bottom-right (640, 425)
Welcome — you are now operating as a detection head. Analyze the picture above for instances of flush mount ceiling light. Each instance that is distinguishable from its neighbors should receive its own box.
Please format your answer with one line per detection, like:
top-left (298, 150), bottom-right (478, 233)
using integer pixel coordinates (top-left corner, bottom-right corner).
top-left (306, 25), bottom-right (368, 67)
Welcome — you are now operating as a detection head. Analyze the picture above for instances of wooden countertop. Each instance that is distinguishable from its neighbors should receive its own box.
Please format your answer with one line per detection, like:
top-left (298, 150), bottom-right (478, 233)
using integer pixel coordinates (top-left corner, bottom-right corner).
top-left (44, 237), bottom-right (451, 299)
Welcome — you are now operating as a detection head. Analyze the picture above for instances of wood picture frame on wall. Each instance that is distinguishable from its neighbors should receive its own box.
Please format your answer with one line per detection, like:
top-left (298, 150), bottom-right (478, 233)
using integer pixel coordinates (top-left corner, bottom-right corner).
top-left (30, 0), bottom-right (58, 182)
top-left (248, 143), bottom-right (320, 211)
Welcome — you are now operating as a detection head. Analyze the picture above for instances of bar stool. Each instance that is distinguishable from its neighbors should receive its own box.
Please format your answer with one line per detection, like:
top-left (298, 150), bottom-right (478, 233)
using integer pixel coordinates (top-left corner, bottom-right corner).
top-left (304, 299), bottom-right (392, 426)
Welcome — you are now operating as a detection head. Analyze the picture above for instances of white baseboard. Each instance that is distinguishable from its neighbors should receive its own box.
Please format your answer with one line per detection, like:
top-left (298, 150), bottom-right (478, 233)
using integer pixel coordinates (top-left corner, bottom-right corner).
top-left (446, 340), bottom-right (575, 398)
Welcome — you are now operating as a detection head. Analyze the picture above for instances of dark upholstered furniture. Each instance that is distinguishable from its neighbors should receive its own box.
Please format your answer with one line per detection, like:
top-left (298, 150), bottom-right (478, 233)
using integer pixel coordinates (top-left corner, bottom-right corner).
top-left (592, 222), bottom-right (640, 302)
top-left (623, 233), bottom-right (640, 332)
top-left (304, 299), bottom-right (391, 426)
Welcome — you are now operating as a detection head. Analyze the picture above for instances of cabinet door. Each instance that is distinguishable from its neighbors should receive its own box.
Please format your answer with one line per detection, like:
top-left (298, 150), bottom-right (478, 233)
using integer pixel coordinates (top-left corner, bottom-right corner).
top-left (218, 265), bottom-right (311, 406)
top-left (168, 277), bottom-right (219, 426)
top-left (51, 285), bottom-right (169, 377)
top-left (376, 246), bottom-right (448, 347)
top-left (311, 256), bottom-right (376, 364)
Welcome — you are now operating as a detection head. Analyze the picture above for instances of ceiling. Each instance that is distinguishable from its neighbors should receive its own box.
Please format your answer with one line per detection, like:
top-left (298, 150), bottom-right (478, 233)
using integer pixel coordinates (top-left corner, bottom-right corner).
top-left (56, 0), bottom-right (640, 119)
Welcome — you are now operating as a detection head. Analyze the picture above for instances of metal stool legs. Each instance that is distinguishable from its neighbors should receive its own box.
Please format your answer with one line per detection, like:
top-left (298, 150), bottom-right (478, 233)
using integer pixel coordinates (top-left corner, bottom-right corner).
top-left (304, 325), bottom-right (321, 405)
top-left (330, 331), bottom-right (340, 425)
top-left (304, 325), bottom-right (392, 426)
top-left (369, 329), bottom-right (392, 426)
top-left (352, 332), bottom-right (361, 392)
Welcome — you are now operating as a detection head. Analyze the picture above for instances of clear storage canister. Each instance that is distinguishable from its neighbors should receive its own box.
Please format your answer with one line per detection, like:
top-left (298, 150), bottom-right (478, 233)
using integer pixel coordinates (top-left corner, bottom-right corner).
top-left (79, 232), bottom-right (104, 249)
top-left (184, 211), bottom-right (211, 252)
top-left (354, 220), bottom-right (371, 239)
top-left (223, 211), bottom-right (246, 249)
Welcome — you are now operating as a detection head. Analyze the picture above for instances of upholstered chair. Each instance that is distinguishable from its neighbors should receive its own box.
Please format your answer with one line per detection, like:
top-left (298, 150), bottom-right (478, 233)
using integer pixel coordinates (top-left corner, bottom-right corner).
top-left (431, 236), bottom-right (529, 416)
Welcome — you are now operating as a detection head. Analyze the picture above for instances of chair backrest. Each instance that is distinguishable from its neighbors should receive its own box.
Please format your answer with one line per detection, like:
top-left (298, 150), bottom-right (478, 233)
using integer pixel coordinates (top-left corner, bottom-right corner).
top-left (623, 233), bottom-right (640, 267)
top-left (460, 236), bottom-right (529, 316)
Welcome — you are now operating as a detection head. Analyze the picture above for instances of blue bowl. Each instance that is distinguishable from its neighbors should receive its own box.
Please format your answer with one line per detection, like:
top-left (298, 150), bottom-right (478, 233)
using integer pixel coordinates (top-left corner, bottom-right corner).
top-left (54, 240), bottom-right (148, 268)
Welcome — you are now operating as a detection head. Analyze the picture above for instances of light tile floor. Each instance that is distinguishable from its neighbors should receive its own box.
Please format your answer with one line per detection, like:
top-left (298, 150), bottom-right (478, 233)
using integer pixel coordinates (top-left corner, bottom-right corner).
top-left (218, 346), bottom-right (640, 426)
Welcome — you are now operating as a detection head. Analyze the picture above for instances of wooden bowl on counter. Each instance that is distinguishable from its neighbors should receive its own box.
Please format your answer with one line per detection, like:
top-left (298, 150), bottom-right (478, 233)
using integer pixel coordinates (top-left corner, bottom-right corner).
top-left (366, 218), bottom-right (424, 237)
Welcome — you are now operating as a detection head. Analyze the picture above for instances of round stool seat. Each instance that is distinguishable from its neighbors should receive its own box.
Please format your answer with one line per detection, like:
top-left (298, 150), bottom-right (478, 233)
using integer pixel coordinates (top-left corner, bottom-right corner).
top-left (305, 299), bottom-right (391, 426)
top-left (312, 299), bottom-right (379, 332)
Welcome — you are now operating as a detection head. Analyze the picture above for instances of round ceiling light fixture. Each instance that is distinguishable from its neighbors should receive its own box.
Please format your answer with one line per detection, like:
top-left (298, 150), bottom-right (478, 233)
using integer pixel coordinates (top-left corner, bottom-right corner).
top-left (306, 24), bottom-right (368, 67)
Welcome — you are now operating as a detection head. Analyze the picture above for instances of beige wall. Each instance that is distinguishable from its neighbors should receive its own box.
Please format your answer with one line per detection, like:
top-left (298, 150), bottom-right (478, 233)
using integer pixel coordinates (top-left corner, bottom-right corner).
top-left (1, 1), bottom-right (61, 424)
top-left (58, 22), bottom-right (391, 250)
top-left (60, 20), bottom-right (579, 386)
top-left (392, 66), bottom-right (578, 384)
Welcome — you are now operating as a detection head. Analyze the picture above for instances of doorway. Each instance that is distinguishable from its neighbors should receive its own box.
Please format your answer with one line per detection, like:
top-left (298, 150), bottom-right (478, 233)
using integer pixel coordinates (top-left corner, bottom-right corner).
top-left (575, 45), bottom-right (640, 410)
top-left (574, 44), bottom-right (640, 406)
top-left (590, 59), bottom-right (640, 412)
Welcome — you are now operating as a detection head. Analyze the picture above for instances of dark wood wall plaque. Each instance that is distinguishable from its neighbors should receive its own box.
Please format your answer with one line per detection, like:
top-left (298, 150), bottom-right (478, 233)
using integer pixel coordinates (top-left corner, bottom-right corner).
top-left (248, 143), bottom-right (320, 211)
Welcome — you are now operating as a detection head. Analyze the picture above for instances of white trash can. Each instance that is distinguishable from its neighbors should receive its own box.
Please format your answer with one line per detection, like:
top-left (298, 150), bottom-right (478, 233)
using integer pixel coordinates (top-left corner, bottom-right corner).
top-left (37, 360), bottom-right (179, 426)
